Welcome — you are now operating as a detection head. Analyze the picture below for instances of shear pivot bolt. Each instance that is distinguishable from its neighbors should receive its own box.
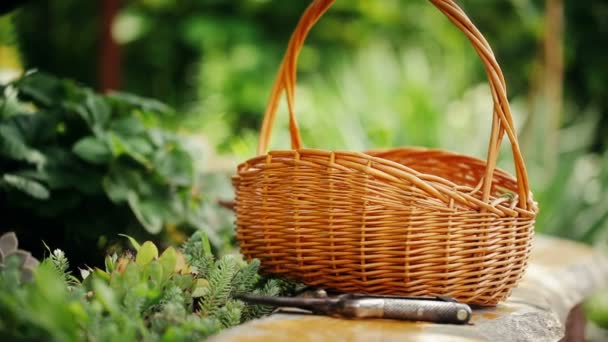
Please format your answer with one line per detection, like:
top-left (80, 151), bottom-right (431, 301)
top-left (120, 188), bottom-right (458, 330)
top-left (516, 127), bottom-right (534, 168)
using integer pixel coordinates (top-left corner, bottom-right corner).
top-left (457, 309), bottom-right (469, 321)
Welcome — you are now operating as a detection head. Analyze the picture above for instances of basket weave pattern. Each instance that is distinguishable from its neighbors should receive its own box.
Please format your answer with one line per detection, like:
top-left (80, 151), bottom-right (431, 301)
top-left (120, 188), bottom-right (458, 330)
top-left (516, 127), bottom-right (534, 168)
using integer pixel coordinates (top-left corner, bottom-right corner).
top-left (234, 0), bottom-right (538, 305)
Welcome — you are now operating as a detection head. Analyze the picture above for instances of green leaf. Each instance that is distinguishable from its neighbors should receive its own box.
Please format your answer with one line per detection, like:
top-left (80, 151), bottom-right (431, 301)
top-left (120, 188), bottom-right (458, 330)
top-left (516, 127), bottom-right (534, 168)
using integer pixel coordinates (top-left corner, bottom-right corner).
top-left (108, 132), bottom-right (127, 156)
top-left (11, 169), bottom-right (48, 183)
top-left (119, 234), bottom-right (141, 252)
top-left (136, 241), bottom-right (159, 267)
top-left (0, 124), bottom-right (46, 167)
top-left (104, 253), bottom-right (118, 272)
top-left (72, 136), bottom-right (111, 164)
top-left (15, 72), bottom-right (61, 107)
top-left (123, 262), bottom-right (141, 288)
top-left (9, 113), bottom-right (56, 147)
top-left (200, 255), bottom-right (239, 314)
top-left (93, 278), bottom-right (120, 315)
top-left (159, 247), bottom-right (177, 277)
top-left (60, 101), bottom-right (88, 121)
top-left (201, 231), bottom-right (212, 257)
top-left (586, 290), bottom-right (608, 328)
top-left (192, 279), bottom-right (210, 298)
top-left (109, 116), bottom-right (146, 137)
top-left (84, 93), bottom-right (110, 134)
top-left (216, 300), bottom-right (244, 328)
top-left (43, 147), bottom-right (103, 194)
top-left (232, 259), bottom-right (260, 294)
top-left (124, 136), bottom-right (153, 157)
top-left (122, 284), bottom-right (148, 318)
top-left (127, 192), bottom-right (164, 234)
top-left (0, 87), bottom-right (24, 118)
top-left (103, 166), bottom-right (143, 202)
top-left (107, 91), bottom-right (173, 115)
top-left (109, 133), bottom-right (151, 167)
top-left (153, 145), bottom-right (195, 186)
top-left (243, 278), bottom-right (284, 320)
top-left (170, 274), bottom-right (195, 291)
top-left (1, 173), bottom-right (50, 199)
top-left (181, 231), bottom-right (215, 278)
top-left (142, 260), bottom-right (163, 287)
top-left (93, 267), bottom-right (111, 281)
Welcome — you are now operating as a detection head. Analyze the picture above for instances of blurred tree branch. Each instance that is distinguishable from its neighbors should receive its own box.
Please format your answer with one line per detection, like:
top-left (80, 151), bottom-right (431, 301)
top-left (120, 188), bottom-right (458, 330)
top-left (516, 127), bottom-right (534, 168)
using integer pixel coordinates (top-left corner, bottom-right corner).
top-left (100, 0), bottom-right (121, 92)
top-left (543, 0), bottom-right (564, 173)
top-left (520, 0), bottom-right (563, 180)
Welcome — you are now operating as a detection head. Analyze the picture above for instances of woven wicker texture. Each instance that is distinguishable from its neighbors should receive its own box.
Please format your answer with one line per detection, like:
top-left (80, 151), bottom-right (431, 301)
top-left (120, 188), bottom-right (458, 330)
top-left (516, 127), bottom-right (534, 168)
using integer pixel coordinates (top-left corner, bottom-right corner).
top-left (234, 0), bottom-right (538, 305)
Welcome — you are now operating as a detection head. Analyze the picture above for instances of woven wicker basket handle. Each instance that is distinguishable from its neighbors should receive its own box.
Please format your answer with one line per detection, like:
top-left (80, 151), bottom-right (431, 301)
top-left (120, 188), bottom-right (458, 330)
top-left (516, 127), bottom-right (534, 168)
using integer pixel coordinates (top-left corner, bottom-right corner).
top-left (257, 0), bottom-right (531, 209)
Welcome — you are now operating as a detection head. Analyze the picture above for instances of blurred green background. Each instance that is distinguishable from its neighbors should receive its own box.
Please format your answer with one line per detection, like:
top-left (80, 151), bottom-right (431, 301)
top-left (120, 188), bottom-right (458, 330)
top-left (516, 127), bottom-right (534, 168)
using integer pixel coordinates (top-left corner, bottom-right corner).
top-left (1, 1), bottom-right (608, 262)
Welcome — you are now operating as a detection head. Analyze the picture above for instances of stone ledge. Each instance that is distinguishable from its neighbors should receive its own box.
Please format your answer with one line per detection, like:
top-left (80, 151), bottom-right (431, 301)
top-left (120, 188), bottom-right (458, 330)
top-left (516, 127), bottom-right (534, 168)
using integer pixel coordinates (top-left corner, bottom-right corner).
top-left (211, 235), bottom-right (608, 342)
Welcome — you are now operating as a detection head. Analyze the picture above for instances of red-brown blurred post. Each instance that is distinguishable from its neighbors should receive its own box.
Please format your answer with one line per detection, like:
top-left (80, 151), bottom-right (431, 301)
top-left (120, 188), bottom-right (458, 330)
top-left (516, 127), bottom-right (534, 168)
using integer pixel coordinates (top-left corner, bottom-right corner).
top-left (543, 0), bottom-right (564, 174)
top-left (100, 0), bottom-right (121, 92)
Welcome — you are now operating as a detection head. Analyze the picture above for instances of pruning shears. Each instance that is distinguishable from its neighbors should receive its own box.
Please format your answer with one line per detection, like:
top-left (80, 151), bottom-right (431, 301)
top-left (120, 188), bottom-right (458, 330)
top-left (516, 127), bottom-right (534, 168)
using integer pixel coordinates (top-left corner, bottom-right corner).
top-left (236, 292), bottom-right (472, 325)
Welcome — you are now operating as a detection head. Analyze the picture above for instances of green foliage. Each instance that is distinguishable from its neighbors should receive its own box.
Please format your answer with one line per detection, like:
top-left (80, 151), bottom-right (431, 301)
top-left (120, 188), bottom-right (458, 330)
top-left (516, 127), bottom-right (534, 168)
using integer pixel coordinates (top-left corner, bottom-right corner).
top-left (1, 173), bottom-right (49, 199)
top-left (0, 231), bottom-right (39, 283)
top-left (216, 300), bottom-right (245, 328)
top-left (199, 255), bottom-right (239, 315)
top-left (586, 290), bottom-right (608, 328)
top-left (135, 241), bottom-right (159, 267)
top-left (242, 279), bottom-right (284, 321)
top-left (0, 72), bottom-right (207, 266)
top-left (0, 232), bottom-right (296, 341)
top-left (181, 230), bottom-right (214, 279)
top-left (232, 259), bottom-right (261, 294)
top-left (532, 136), bottom-right (608, 244)
top-left (6, 1), bottom-right (556, 149)
top-left (0, 261), bottom-right (87, 342)
top-left (45, 247), bottom-right (71, 282)
top-left (179, 231), bottom-right (288, 323)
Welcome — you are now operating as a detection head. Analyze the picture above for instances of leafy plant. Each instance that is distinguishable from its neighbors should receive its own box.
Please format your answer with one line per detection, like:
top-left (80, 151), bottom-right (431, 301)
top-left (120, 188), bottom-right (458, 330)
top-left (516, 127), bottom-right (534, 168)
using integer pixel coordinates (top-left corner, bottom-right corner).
top-left (0, 231), bottom-right (39, 282)
top-left (0, 231), bottom-right (296, 341)
top-left (0, 72), bottom-right (208, 266)
top-left (586, 290), bottom-right (608, 329)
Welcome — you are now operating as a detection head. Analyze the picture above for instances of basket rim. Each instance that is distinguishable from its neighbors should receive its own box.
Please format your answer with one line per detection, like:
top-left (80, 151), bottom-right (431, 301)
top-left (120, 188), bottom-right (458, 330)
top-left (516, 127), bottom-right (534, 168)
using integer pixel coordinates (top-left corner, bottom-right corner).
top-left (235, 147), bottom-right (538, 218)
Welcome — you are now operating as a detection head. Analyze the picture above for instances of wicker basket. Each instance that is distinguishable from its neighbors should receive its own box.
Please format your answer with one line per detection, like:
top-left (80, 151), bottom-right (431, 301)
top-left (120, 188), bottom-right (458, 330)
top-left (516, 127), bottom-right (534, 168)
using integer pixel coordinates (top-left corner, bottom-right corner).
top-left (233, 0), bottom-right (538, 306)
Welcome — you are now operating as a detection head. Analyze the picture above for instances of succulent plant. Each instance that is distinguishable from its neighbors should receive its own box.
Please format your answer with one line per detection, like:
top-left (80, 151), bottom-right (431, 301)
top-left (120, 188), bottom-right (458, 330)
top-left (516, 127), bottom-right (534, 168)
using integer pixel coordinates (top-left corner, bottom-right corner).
top-left (0, 231), bottom-right (40, 282)
top-left (0, 231), bottom-right (300, 340)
